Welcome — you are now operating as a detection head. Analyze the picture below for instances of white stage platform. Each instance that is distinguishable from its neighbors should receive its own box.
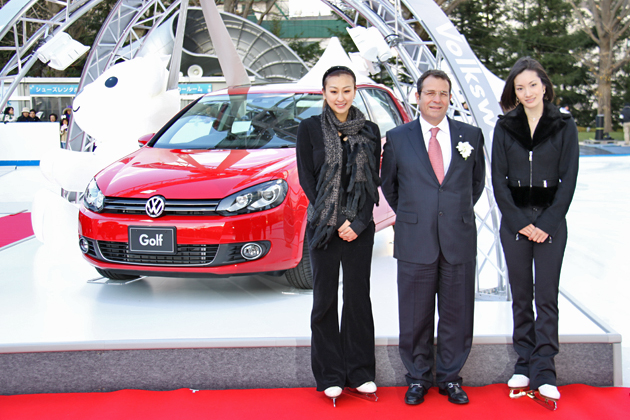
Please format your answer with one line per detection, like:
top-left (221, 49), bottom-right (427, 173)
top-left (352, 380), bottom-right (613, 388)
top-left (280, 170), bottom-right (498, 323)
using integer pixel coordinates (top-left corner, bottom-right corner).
top-left (0, 158), bottom-right (627, 393)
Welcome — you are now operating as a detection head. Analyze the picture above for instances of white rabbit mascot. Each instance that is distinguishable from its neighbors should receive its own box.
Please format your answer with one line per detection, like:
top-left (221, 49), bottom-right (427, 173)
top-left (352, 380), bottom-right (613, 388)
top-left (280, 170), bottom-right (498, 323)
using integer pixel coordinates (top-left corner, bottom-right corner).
top-left (32, 55), bottom-right (180, 253)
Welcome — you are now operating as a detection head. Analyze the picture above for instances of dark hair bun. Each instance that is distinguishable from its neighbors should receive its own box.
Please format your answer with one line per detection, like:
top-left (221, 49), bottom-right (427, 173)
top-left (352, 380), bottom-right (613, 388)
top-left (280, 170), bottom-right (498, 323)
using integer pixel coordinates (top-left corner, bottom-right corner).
top-left (322, 66), bottom-right (356, 88)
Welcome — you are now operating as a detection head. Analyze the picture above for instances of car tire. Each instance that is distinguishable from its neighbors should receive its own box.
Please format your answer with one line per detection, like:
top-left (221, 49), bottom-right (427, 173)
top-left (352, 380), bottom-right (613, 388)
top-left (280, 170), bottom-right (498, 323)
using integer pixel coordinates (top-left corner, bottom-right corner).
top-left (285, 239), bottom-right (313, 289)
top-left (96, 268), bottom-right (141, 281)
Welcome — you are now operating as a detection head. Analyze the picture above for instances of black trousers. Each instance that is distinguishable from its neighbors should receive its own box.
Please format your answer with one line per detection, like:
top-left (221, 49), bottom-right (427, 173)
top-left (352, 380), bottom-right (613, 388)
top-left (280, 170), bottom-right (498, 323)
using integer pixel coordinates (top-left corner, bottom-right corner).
top-left (397, 253), bottom-right (475, 389)
top-left (307, 222), bottom-right (376, 391)
top-left (500, 219), bottom-right (567, 390)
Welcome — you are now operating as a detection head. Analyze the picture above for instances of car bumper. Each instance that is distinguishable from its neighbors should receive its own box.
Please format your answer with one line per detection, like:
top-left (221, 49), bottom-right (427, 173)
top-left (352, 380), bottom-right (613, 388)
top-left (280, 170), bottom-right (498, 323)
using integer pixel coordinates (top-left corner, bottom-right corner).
top-left (78, 202), bottom-right (306, 277)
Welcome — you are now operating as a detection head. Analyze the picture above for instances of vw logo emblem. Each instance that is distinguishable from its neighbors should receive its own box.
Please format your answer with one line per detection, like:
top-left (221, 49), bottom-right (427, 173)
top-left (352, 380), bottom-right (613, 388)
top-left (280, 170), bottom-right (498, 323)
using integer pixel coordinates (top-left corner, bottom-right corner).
top-left (145, 196), bottom-right (165, 218)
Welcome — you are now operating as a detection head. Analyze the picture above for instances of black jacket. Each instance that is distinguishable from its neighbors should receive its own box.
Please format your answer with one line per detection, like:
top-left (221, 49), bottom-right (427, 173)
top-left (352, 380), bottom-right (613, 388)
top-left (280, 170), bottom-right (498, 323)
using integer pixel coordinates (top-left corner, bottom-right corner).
top-left (296, 115), bottom-right (381, 237)
top-left (621, 105), bottom-right (630, 123)
top-left (491, 101), bottom-right (579, 237)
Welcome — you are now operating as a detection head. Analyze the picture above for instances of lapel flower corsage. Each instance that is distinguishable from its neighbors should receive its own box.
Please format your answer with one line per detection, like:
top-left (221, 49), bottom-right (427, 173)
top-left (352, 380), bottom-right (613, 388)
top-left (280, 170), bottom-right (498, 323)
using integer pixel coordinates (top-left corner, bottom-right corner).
top-left (456, 141), bottom-right (474, 160)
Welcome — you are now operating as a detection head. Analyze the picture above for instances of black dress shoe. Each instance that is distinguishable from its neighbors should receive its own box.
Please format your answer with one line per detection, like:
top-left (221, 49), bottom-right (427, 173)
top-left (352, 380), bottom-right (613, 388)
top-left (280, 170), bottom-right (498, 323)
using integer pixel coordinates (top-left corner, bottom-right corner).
top-left (439, 382), bottom-right (469, 404)
top-left (405, 384), bottom-right (427, 405)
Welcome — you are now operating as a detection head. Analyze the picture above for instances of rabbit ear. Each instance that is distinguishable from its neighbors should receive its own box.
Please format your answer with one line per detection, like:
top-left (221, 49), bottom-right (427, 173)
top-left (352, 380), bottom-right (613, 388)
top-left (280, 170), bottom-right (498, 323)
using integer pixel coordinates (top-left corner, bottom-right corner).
top-left (199, 0), bottom-right (250, 88)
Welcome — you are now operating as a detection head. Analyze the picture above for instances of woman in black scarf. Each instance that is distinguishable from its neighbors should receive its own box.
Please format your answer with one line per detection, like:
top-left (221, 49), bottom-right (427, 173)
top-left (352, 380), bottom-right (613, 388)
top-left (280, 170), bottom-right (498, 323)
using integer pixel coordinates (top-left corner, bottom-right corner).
top-left (296, 66), bottom-right (381, 404)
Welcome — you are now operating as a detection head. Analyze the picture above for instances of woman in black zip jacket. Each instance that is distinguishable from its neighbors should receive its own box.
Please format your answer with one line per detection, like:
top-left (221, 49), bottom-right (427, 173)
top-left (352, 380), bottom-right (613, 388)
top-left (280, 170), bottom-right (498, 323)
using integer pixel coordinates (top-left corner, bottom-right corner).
top-left (492, 57), bottom-right (579, 402)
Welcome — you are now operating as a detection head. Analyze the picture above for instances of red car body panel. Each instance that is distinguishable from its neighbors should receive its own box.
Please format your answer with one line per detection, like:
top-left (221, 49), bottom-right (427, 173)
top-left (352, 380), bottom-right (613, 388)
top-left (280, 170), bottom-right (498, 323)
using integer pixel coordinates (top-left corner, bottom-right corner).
top-left (78, 83), bottom-right (409, 278)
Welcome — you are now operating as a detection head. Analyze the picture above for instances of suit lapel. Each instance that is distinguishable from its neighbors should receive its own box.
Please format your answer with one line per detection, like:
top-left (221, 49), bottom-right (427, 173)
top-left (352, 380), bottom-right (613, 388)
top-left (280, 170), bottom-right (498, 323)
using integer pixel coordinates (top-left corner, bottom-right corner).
top-left (406, 119), bottom-right (440, 183)
top-left (442, 118), bottom-right (463, 185)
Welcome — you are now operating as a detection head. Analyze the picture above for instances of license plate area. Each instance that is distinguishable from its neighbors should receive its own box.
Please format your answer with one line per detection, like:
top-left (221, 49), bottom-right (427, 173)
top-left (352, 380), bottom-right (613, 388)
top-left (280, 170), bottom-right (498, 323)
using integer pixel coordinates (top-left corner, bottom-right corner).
top-left (128, 226), bottom-right (176, 254)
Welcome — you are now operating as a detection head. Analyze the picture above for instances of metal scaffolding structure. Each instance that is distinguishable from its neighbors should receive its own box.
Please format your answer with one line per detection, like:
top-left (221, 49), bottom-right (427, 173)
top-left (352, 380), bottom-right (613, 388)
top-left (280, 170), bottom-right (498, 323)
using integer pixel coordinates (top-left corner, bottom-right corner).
top-left (0, 0), bottom-right (106, 111)
top-left (0, 0), bottom-right (508, 298)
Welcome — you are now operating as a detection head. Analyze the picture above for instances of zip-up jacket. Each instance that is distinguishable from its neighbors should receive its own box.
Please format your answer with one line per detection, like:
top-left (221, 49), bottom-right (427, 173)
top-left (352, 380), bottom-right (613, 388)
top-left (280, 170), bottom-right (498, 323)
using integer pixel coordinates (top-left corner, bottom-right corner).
top-left (491, 101), bottom-right (579, 237)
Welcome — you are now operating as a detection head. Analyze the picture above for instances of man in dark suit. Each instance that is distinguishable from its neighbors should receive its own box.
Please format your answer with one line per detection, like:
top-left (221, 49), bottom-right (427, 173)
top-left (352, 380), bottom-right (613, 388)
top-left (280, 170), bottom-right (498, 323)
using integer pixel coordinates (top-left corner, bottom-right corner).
top-left (381, 70), bottom-right (485, 405)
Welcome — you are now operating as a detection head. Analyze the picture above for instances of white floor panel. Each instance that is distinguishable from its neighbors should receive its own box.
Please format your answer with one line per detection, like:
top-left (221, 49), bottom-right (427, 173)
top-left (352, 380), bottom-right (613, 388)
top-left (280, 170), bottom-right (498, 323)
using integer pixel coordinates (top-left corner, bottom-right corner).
top-left (0, 225), bottom-right (611, 346)
top-left (0, 166), bottom-right (56, 215)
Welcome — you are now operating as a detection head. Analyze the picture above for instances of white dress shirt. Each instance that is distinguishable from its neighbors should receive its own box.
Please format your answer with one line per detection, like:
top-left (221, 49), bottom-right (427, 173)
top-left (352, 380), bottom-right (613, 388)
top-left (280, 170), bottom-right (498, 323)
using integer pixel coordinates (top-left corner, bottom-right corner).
top-left (419, 116), bottom-right (452, 175)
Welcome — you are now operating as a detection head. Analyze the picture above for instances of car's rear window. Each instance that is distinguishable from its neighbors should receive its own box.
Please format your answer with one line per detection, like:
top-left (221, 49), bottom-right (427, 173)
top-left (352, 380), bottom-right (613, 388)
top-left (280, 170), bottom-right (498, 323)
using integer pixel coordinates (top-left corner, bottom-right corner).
top-left (152, 93), bottom-right (324, 149)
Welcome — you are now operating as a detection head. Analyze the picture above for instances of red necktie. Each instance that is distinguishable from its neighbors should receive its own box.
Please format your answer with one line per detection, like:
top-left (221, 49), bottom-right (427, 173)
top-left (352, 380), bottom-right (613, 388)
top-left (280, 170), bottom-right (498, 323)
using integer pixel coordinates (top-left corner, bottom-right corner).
top-left (428, 127), bottom-right (444, 184)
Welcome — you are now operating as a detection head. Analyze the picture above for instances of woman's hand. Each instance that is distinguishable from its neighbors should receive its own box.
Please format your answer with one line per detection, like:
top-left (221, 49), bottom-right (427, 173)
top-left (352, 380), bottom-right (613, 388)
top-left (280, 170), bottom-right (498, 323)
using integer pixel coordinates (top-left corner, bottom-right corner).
top-left (518, 224), bottom-right (535, 237)
top-left (519, 224), bottom-right (549, 243)
top-left (338, 220), bottom-right (357, 242)
top-left (528, 227), bottom-right (549, 243)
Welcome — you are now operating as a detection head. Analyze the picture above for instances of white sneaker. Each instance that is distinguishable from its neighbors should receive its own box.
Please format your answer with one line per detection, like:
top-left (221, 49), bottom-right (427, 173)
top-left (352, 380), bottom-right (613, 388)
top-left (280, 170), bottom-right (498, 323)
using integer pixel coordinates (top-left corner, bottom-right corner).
top-left (538, 384), bottom-right (560, 400)
top-left (356, 381), bottom-right (377, 394)
top-left (507, 374), bottom-right (529, 388)
top-left (324, 386), bottom-right (342, 398)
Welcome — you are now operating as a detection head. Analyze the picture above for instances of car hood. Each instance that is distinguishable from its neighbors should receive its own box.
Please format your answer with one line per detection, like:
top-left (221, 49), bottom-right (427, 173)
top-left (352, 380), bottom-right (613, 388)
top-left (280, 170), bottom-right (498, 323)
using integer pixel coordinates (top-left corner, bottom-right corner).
top-left (96, 147), bottom-right (296, 199)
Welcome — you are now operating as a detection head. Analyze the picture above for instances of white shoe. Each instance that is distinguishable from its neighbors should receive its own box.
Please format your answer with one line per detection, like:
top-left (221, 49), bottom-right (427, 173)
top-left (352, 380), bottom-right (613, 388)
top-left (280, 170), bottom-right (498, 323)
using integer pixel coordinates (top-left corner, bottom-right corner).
top-left (324, 386), bottom-right (342, 398)
top-left (356, 381), bottom-right (377, 394)
top-left (507, 374), bottom-right (529, 389)
top-left (538, 384), bottom-right (560, 400)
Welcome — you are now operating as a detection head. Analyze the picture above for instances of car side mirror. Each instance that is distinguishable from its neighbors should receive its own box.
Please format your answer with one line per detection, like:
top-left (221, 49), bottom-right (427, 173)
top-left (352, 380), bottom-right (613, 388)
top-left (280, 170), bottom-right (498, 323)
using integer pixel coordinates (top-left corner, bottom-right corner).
top-left (138, 133), bottom-right (154, 147)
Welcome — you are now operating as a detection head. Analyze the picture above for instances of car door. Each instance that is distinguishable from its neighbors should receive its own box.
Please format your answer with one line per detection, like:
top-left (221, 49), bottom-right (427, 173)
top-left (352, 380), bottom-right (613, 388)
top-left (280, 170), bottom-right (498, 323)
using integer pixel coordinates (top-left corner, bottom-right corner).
top-left (358, 87), bottom-right (407, 231)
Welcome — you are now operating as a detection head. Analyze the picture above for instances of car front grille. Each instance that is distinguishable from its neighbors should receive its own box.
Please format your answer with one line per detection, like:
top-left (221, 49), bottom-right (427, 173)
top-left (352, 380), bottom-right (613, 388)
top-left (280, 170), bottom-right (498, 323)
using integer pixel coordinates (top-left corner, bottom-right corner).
top-left (97, 240), bottom-right (219, 266)
top-left (102, 198), bottom-right (221, 216)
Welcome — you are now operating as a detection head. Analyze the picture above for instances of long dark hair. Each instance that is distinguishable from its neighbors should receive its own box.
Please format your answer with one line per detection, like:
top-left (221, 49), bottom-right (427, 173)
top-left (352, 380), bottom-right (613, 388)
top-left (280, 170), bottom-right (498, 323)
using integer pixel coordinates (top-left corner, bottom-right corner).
top-left (500, 57), bottom-right (554, 111)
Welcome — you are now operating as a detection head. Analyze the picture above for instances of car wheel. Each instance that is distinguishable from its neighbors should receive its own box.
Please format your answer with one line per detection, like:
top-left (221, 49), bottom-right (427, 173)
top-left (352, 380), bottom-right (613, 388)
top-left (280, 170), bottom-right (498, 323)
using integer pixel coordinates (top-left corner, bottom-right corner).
top-left (96, 268), bottom-right (141, 281)
top-left (285, 239), bottom-right (313, 289)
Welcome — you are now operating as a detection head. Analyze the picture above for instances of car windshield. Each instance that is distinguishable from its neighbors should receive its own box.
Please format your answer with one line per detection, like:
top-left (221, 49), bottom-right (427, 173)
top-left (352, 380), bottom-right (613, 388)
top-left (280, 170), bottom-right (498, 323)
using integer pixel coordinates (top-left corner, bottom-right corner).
top-left (153, 93), bottom-right (324, 149)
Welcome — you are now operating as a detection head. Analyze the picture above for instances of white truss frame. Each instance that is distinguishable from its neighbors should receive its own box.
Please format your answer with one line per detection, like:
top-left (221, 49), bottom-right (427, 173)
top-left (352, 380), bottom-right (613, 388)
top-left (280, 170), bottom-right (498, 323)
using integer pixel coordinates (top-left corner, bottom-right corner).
top-left (0, 0), bottom-right (106, 111)
top-left (0, 0), bottom-right (508, 298)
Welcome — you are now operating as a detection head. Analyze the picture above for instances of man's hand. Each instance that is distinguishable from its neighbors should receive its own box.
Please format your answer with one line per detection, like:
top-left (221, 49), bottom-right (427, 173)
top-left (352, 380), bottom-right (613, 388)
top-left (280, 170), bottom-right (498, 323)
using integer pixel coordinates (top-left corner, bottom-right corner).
top-left (338, 220), bottom-right (358, 242)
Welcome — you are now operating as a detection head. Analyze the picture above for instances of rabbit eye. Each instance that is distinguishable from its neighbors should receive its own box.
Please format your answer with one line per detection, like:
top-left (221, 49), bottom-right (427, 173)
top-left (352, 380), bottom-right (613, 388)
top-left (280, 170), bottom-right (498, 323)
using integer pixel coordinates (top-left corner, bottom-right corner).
top-left (105, 77), bottom-right (118, 88)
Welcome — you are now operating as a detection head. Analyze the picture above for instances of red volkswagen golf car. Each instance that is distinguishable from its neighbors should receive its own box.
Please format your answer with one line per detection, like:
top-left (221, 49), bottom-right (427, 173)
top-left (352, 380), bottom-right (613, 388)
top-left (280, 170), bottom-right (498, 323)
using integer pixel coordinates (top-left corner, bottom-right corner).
top-left (78, 83), bottom-right (410, 288)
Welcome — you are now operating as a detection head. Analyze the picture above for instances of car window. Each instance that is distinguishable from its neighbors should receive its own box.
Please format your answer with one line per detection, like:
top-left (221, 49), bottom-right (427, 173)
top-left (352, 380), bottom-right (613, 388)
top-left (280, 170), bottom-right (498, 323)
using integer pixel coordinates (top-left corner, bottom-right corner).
top-left (353, 93), bottom-right (369, 117)
top-left (361, 88), bottom-right (403, 134)
top-left (153, 93), bottom-right (324, 150)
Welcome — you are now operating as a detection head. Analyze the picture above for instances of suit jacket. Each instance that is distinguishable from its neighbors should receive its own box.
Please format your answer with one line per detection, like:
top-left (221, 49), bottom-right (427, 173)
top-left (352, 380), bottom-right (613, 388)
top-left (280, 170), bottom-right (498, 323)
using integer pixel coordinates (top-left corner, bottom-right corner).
top-left (381, 117), bottom-right (485, 265)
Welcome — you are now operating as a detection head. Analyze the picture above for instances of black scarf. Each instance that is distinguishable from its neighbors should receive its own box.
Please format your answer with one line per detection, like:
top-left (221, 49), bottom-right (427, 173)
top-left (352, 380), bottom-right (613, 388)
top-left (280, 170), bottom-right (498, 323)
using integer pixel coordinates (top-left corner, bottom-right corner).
top-left (308, 104), bottom-right (380, 248)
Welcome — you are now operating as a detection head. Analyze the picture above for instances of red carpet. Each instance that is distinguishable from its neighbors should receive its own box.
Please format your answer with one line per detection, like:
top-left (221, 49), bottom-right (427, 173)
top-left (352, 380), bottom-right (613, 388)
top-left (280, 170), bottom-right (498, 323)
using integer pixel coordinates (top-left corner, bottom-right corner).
top-left (0, 212), bottom-right (34, 247)
top-left (0, 385), bottom-right (628, 419)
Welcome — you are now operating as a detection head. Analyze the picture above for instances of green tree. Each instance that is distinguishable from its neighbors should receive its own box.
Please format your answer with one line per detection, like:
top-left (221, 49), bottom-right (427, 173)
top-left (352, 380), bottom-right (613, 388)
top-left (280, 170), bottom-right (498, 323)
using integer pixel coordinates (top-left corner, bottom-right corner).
top-left (0, 0), bottom-right (121, 78)
top-left (568, 0), bottom-right (630, 132)
top-left (327, 16), bottom-right (359, 55)
top-left (221, 0), bottom-right (278, 24)
top-left (450, 0), bottom-right (506, 74)
top-left (451, 0), bottom-right (594, 126)
top-left (287, 38), bottom-right (325, 68)
top-left (506, 0), bottom-right (594, 126)
top-left (612, 62), bottom-right (630, 128)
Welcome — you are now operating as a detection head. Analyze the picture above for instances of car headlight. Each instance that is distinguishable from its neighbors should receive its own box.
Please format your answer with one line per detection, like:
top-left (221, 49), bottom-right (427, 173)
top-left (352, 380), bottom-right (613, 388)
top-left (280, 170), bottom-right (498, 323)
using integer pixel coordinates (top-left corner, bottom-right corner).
top-left (217, 180), bottom-right (288, 215)
top-left (84, 178), bottom-right (105, 213)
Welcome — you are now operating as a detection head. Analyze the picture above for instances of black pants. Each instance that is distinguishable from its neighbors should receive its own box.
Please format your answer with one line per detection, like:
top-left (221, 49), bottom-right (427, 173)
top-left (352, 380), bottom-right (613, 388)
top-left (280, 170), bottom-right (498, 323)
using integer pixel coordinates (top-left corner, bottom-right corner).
top-left (397, 253), bottom-right (475, 389)
top-left (500, 219), bottom-right (567, 390)
top-left (307, 222), bottom-right (375, 391)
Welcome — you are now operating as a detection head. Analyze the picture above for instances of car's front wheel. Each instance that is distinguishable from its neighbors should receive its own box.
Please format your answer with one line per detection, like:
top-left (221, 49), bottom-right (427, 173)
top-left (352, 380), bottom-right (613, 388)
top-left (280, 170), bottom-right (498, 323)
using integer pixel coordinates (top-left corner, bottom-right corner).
top-left (285, 239), bottom-right (313, 289)
top-left (96, 268), bottom-right (141, 281)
